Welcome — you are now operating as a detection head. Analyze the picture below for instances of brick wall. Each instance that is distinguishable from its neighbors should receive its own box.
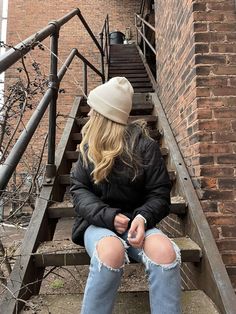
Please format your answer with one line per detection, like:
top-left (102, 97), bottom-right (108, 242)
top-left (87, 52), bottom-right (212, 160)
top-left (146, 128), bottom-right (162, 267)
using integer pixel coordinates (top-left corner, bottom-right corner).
top-left (155, 0), bottom-right (236, 290)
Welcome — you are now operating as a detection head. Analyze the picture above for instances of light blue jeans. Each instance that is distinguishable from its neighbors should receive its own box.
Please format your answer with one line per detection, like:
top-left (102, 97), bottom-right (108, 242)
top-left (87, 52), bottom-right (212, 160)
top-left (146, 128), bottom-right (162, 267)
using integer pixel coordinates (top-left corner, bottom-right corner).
top-left (81, 225), bottom-right (182, 314)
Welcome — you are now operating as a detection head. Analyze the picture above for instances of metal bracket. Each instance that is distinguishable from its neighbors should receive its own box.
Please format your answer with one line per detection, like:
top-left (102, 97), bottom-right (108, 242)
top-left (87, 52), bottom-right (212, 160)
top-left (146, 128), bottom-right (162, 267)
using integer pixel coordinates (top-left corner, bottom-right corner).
top-left (48, 74), bottom-right (59, 90)
top-left (43, 164), bottom-right (57, 185)
top-left (48, 20), bottom-right (60, 36)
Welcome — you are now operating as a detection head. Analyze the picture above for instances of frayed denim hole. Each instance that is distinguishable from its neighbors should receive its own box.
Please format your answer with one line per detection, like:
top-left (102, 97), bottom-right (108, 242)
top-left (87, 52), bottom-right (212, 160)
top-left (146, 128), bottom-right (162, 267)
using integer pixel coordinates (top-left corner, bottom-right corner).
top-left (93, 235), bottom-right (130, 272)
top-left (139, 237), bottom-right (182, 272)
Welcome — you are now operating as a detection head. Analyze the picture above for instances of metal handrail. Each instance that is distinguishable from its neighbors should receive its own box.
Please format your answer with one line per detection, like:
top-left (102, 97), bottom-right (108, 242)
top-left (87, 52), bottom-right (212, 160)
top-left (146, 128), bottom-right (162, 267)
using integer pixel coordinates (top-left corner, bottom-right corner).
top-left (135, 13), bottom-right (156, 57)
top-left (0, 9), bottom-right (108, 195)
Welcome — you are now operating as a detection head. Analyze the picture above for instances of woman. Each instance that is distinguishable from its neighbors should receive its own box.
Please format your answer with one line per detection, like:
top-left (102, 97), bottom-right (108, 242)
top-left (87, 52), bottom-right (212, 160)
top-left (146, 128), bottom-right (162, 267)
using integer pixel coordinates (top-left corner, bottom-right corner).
top-left (70, 77), bottom-right (181, 314)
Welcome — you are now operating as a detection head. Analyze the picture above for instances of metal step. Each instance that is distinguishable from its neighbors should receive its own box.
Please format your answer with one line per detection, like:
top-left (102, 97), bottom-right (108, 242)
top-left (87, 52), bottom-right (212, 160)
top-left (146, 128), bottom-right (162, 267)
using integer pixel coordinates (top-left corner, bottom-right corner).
top-left (75, 115), bottom-right (158, 128)
top-left (76, 99), bottom-right (153, 116)
top-left (65, 147), bottom-right (169, 162)
top-left (47, 196), bottom-right (187, 219)
top-left (71, 129), bottom-right (162, 144)
top-left (20, 291), bottom-right (220, 314)
top-left (58, 170), bottom-right (176, 186)
top-left (33, 236), bottom-right (201, 267)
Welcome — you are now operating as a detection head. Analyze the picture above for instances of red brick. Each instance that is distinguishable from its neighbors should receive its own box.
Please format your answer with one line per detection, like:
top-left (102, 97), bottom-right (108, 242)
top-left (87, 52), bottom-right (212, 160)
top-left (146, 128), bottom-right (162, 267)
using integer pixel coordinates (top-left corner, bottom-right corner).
top-left (214, 132), bottom-right (236, 142)
top-left (207, 3), bottom-right (235, 11)
top-left (209, 23), bottom-right (236, 32)
top-left (211, 43), bottom-right (236, 53)
top-left (212, 87), bottom-right (236, 96)
top-left (195, 55), bottom-right (226, 65)
top-left (213, 65), bottom-right (236, 75)
top-left (198, 120), bottom-right (231, 131)
top-left (219, 202), bottom-right (236, 214)
top-left (214, 108), bottom-right (236, 118)
top-left (218, 179), bottom-right (236, 190)
top-left (217, 154), bottom-right (236, 164)
top-left (194, 32), bottom-right (225, 42)
top-left (200, 166), bottom-right (234, 177)
top-left (206, 214), bottom-right (236, 224)
top-left (196, 76), bottom-right (227, 87)
top-left (216, 239), bottom-right (236, 251)
top-left (193, 23), bottom-right (208, 32)
top-left (193, 12), bottom-right (225, 22)
top-left (222, 225), bottom-right (236, 237)
top-left (222, 252), bottom-right (236, 265)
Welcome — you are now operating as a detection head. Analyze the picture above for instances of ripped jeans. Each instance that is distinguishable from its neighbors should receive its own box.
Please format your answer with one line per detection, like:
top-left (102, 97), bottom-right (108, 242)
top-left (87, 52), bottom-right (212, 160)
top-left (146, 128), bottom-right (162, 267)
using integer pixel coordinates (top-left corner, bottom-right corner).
top-left (81, 225), bottom-right (182, 314)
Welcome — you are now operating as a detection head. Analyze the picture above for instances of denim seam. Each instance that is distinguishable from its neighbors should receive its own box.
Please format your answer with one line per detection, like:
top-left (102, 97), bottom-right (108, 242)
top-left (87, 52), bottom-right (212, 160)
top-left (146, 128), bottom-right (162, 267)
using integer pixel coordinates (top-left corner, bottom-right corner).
top-left (94, 235), bottom-right (130, 272)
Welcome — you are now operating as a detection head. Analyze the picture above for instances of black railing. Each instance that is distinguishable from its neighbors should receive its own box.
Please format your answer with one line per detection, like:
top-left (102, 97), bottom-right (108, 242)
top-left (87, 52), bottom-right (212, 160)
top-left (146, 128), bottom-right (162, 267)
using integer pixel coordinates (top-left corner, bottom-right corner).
top-left (0, 8), bottom-right (109, 195)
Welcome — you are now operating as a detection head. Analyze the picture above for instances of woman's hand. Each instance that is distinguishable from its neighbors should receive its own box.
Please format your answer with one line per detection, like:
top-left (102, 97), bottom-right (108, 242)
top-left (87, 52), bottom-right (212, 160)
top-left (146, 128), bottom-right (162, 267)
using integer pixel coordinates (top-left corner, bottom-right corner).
top-left (127, 217), bottom-right (145, 248)
top-left (114, 213), bottom-right (130, 234)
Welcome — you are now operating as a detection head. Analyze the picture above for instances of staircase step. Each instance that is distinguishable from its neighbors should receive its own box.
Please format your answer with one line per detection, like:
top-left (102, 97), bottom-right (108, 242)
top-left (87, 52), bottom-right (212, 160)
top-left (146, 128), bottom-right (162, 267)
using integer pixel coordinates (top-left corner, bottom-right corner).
top-left (110, 59), bottom-right (143, 63)
top-left (109, 64), bottom-right (145, 70)
top-left (77, 101), bottom-right (154, 115)
top-left (71, 129), bottom-right (162, 144)
top-left (59, 170), bottom-right (176, 186)
top-left (109, 73), bottom-right (148, 79)
top-left (20, 291), bottom-right (220, 314)
top-left (33, 237), bottom-right (201, 267)
top-left (22, 291), bottom-right (220, 314)
top-left (76, 115), bottom-right (158, 128)
top-left (133, 87), bottom-right (154, 93)
top-left (131, 82), bottom-right (153, 88)
top-left (65, 147), bottom-right (169, 162)
top-left (47, 197), bottom-right (187, 219)
top-left (109, 69), bottom-right (147, 74)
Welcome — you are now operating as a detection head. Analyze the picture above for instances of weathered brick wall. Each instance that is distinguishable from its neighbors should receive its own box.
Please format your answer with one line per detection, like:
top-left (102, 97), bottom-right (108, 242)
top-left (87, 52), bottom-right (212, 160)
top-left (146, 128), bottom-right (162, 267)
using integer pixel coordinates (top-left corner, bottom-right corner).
top-left (155, 0), bottom-right (236, 290)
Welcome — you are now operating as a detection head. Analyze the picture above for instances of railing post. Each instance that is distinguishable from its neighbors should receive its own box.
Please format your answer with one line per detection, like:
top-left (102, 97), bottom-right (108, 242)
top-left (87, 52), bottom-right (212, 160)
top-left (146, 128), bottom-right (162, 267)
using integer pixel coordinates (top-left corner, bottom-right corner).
top-left (83, 62), bottom-right (88, 96)
top-left (46, 21), bottom-right (59, 182)
top-left (99, 32), bottom-right (105, 83)
top-left (135, 15), bottom-right (138, 45)
top-left (142, 21), bottom-right (146, 59)
top-left (105, 19), bottom-right (109, 65)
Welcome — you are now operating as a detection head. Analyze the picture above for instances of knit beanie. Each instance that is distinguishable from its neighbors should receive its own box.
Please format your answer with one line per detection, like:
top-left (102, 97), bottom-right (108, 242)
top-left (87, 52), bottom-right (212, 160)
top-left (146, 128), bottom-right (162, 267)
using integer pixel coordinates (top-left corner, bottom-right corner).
top-left (87, 77), bottom-right (134, 125)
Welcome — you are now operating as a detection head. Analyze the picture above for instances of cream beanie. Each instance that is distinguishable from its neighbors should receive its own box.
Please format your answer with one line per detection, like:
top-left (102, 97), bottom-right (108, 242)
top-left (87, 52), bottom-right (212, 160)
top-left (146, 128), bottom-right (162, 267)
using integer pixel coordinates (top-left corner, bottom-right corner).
top-left (87, 77), bottom-right (134, 125)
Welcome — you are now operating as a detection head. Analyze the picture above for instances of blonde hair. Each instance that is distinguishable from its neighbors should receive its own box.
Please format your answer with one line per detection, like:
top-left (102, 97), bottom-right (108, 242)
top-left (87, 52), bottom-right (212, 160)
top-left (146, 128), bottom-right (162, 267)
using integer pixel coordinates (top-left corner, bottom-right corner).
top-left (80, 111), bottom-right (149, 184)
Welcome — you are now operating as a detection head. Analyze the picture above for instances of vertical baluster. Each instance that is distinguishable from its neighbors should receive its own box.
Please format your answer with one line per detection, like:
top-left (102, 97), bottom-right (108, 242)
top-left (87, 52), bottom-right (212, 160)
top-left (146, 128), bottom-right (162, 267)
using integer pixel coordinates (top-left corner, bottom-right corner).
top-left (142, 21), bottom-right (146, 59)
top-left (46, 22), bottom-right (59, 181)
top-left (83, 62), bottom-right (88, 96)
top-left (99, 32), bottom-right (105, 83)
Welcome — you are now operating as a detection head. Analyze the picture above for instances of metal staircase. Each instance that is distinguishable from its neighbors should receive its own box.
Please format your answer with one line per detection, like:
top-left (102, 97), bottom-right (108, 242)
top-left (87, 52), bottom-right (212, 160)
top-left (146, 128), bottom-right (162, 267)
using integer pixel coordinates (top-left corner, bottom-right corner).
top-left (0, 9), bottom-right (236, 314)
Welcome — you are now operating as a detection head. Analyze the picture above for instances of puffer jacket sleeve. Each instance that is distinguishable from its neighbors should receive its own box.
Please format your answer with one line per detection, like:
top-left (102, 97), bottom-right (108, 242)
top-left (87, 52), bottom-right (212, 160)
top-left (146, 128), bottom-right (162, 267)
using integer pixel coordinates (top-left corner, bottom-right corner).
top-left (70, 155), bottom-right (121, 230)
top-left (132, 139), bottom-right (171, 229)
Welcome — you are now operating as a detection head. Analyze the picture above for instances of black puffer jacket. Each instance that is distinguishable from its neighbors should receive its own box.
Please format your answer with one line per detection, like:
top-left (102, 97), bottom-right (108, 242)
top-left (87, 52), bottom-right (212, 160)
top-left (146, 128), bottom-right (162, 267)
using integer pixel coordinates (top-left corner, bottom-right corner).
top-left (70, 124), bottom-right (171, 246)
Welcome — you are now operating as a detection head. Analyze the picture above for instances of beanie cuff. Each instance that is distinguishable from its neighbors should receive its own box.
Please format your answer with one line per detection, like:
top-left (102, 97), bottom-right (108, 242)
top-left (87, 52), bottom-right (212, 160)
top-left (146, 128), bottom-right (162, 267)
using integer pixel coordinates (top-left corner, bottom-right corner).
top-left (88, 94), bottom-right (129, 125)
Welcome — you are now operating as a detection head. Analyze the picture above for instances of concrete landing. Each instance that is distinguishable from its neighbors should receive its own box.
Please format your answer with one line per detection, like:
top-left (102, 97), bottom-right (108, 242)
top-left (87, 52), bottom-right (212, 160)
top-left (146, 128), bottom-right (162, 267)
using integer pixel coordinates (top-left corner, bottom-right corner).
top-left (21, 290), bottom-right (220, 314)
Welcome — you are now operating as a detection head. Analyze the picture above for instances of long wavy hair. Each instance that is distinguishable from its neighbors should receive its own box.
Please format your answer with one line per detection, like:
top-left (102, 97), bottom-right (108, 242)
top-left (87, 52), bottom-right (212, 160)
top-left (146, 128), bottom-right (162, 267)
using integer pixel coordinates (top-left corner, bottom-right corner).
top-left (80, 111), bottom-right (149, 184)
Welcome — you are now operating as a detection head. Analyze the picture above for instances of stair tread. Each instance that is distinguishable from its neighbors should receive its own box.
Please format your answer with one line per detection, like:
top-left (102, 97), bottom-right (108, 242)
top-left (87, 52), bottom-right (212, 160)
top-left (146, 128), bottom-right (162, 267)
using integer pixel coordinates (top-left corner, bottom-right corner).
top-left (47, 196), bottom-right (187, 218)
top-left (79, 101), bottom-right (153, 113)
top-left (71, 129), bottom-right (162, 144)
top-left (20, 290), bottom-right (220, 314)
top-left (59, 170), bottom-right (176, 185)
top-left (65, 147), bottom-right (169, 161)
top-left (33, 236), bottom-right (202, 266)
top-left (76, 115), bottom-right (158, 127)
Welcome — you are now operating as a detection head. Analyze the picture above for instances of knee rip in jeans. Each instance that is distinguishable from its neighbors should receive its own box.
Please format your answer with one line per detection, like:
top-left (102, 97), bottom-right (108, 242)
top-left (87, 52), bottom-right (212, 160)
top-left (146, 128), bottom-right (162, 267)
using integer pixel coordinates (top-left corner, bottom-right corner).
top-left (93, 235), bottom-right (130, 272)
top-left (140, 234), bottom-right (181, 271)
